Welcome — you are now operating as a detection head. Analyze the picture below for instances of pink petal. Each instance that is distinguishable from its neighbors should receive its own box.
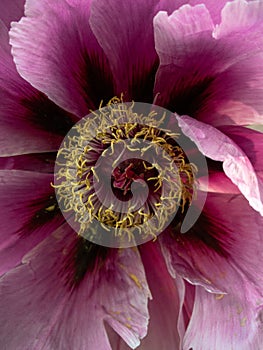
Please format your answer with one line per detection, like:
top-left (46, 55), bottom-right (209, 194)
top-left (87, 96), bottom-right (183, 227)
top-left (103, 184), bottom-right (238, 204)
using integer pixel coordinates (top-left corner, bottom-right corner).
top-left (177, 115), bottom-right (263, 215)
top-left (184, 284), bottom-right (263, 350)
top-left (89, 0), bottom-right (175, 101)
top-left (153, 5), bottom-right (216, 116)
top-left (0, 0), bottom-right (25, 28)
top-left (10, 0), bottom-right (115, 117)
top-left (0, 21), bottom-right (74, 156)
top-left (0, 226), bottom-right (150, 349)
top-left (138, 242), bottom-right (183, 349)
top-left (188, 0), bottom-right (228, 24)
top-left (213, 0), bottom-right (263, 39)
top-left (154, 4), bottom-right (263, 126)
top-left (0, 170), bottom-right (64, 275)
top-left (160, 191), bottom-right (263, 303)
top-left (108, 241), bottom-right (185, 350)
top-left (219, 125), bottom-right (263, 179)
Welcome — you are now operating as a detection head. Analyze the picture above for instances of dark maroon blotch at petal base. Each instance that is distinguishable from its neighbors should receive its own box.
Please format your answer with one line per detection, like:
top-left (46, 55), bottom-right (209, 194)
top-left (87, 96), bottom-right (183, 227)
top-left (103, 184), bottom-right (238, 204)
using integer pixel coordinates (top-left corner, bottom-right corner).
top-left (90, 0), bottom-right (167, 102)
top-left (16, 194), bottom-right (62, 238)
top-left (81, 50), bottom-right (117, 108)
top-left (61, 236), bottom-right (111, 289)
top-left (0, 170), bottom-right (64, 276)
top-left (21, 92), bottom-right (77, 136)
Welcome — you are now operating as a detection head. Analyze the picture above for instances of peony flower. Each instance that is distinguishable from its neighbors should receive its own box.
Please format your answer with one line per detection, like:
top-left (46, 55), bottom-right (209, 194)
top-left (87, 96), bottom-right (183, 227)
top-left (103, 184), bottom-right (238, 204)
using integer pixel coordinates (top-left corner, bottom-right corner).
top-left (0, 0), bottom-right (263, 349)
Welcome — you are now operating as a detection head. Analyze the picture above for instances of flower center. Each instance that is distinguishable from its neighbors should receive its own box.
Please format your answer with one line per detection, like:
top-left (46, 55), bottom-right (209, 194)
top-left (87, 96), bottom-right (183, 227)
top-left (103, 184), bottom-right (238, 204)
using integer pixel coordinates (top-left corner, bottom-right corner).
top-left (54, 99), bottom-right (197, 247)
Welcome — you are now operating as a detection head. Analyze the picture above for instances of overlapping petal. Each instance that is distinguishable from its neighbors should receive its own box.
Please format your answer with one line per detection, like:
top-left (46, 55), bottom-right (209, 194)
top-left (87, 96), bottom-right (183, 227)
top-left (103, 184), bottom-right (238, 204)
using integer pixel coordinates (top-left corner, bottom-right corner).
top-left (0, 225), bottom-right (150, 349)
top-left (107, 241), bottom-right (185, 350)
top-left (160, 190), bottom-right (263, 304)
top-left (154, 1), bottom-right (263, 126)
top-left (89, 0), bottom-right (165, 102)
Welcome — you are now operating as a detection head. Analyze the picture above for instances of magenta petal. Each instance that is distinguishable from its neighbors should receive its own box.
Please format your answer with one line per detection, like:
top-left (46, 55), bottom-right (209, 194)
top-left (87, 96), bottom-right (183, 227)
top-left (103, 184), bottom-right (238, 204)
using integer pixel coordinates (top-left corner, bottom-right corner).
top-left (0, 21), bottom-right (74, 156)
top-left (153, 5), bottom-right (216, 114)
top-left (184, 285), bottom-right (263, 350)
top-left (10, 0), bottom-right (115, 117)
top-left (198, 53), bottom-right (263, 126)
top-left (177, 115), bottom-right (263, 215)
top-left (90, 0), bottom-right (167, 101)
top-left (154, 4), bottom-right (263, 126)
top-left (0, 170), bottom-right (63, 275)
top-left (0, 0), bottom-right (25, 28)
top-left (160, 191), bottom-right (263, 303)
top-left (0, 227), bottom-right (150, 349)
top-left (198, 171), bottom-right (240, 194)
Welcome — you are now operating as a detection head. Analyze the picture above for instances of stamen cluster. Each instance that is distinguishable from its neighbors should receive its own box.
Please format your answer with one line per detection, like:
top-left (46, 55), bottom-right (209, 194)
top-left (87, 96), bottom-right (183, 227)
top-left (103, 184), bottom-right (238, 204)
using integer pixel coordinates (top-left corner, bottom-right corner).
top-left (54, 99), bottom-right (197, 247)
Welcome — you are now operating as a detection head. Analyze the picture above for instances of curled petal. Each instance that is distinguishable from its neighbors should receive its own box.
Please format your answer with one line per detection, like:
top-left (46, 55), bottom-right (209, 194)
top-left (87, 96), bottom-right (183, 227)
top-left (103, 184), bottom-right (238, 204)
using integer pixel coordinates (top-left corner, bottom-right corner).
top-left (177, 115), bottom-right (263, 215)
top-left (188, 0), bottom-right (228, 24)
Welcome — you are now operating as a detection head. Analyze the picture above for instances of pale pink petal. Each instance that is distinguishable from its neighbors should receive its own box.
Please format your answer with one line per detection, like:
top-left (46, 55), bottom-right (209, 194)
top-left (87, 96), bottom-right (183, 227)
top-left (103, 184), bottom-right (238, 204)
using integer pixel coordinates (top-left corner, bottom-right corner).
top-left (219, 125), bottom-right (263, 179)
top-left (10, 0), bottom-right (115, 117)
top-left (108, 241), bottom-right (185, 350)
top-left (177, 115), bottom-right (263, 215)
top-left (184, 285), bottom-right (263, 350)
top-left (0, 170), bottom-right (64, 275)
top-left (213, 0), bottom-right (263, 39)
top-left (160, 191), bottom-right (263, 303)
top-left (0, 226), bottom-right (150, 349)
